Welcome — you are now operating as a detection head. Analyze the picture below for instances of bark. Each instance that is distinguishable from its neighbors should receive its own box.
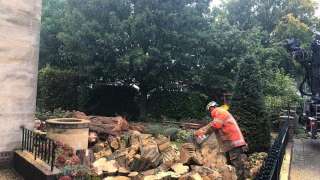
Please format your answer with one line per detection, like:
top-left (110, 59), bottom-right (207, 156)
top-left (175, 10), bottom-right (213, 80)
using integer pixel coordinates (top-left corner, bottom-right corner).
top-left (138, 90), bottom-right (148, 120)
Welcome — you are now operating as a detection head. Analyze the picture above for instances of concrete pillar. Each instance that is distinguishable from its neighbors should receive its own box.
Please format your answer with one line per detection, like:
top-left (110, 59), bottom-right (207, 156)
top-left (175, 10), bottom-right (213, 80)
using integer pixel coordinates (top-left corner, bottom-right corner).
top-left (0, 0), bottom-right (42, 162)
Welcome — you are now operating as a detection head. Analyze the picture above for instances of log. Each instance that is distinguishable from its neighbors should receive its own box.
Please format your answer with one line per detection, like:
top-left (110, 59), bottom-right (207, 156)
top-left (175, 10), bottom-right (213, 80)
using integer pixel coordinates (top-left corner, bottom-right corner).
top-left (190, 165), bottom-right (222, 179)
top-left (128, 171), bottom-right (139, 177)
top-left (92, 158), bottom-right (119, 176)
top-left (129, 154), bottom-right (144, 171)
top-left (104, 160), bottom-right (119, 175)
top-left (109, 136), bottom-right (121, 151)
top-left (179, 172), bottom-right (202, 180)
top-left (103, 176), bottom-right (130, 180)
top-left (200, 133), bottom-right (226, 168)
top-left (118, 167), bottom-right (130, 176)
top-left (155, 136), bottom-right (171, 152)
top-left (162, 146), bottom-right (179, 167)
top-left (129, 123), bottom-right (146, 133)
top-left (89, 116), bottom-right (129, 136)
top-left (139, 138), bottom-right (162, 169)
top-left (144, 171), bottom-right (180, 180)
top-left (171, 163), bottom-right (189, 175)
top-left (219, 165), bottom-right (237, 180)
top-left (93, 142), bottom-right (113, 160)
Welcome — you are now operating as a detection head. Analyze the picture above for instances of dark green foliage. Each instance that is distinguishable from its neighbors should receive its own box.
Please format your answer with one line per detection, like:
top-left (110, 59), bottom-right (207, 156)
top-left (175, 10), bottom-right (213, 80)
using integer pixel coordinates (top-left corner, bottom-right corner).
top-left (231, 56), bottom-right (271, 152)
top-left (84, 85), bottom-right (139, 118)
top-left (35, 108), bottom-right (73, 121)
top-left (37, 66), bottom-right (82, 111)
top-left (37, 0), bottom-right (320, 134)
top-left (147, 91), bottom-right (208, 120)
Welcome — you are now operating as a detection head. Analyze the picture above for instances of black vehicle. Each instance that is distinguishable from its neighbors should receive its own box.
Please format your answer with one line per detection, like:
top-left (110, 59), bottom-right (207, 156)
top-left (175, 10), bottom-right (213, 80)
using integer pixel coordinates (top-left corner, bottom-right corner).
top-left (285, 32), bottom-right (320, 139)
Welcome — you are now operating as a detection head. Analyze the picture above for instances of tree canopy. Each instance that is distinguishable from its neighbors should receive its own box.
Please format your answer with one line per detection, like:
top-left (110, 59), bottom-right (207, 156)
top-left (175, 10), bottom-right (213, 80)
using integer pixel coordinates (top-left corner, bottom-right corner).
top-left (39, 0), bottom-right (318, 120)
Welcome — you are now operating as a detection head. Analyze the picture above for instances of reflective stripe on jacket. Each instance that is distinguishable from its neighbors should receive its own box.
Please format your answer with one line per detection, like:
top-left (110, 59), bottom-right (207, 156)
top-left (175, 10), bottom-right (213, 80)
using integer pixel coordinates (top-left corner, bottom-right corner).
top-left (210, 107), bottom-right (247, 152)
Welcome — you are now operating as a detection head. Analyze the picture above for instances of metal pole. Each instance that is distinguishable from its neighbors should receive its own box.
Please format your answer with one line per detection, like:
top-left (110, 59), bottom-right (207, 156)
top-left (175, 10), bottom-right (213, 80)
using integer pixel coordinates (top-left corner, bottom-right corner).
top-left (21, 128), bottom-right (24, 151)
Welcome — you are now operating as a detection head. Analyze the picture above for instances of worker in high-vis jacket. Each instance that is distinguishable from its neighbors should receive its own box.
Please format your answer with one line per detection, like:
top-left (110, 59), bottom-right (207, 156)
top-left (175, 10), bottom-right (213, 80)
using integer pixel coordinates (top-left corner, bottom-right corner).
top-left (194, 101), bottom-right (248, 180)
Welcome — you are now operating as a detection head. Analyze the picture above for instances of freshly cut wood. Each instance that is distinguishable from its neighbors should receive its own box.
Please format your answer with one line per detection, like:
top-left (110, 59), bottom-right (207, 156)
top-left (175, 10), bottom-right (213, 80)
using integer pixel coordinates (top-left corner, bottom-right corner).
top-left (71, 111), bottom-right (89, 120)
top-left (180, 143), bottom-right (203, 165)
top-left (162, 146), bottom-right (179, 167)
top-left (140, 139), bottom-right (162, 169)
top-left (109, 136), bottom-right (121, 151)
top-left (144, 171), bottom-right (180, 180)
top-left (171, 163), bottom-right (189, 175)
top-left (219, 165), bottom-right (237, 180)
top-left (107, 149), bottom-right (129, 168)
top-left (93, 158), bottom-right (119, 175)
top-left (155, 136), bottom-right (171, 152)
top-left (141, 168), bottom-right (157, 176)
top-left (89, 116), bottom-right (129, 136)
top-left (200, 133), bottom-right (226, 168)
top-left (129, 132), bottom-right (142, 147)
top-left (179, 172), bottom-right (203, 180)
top-left (104, 160), bottom-right (119, 175)
top-left (129, 123), bottom-right (146, 133)
top-left (103, 176), bottom-right (130, 180)
top-left (191, 165), bottom-right (222, 179)
top-left (128, 171), bottom-right (139, 177)
top-left (118, 167), bottom-right (130, 176)
top-left (180, 143), bottom-right (196, 164)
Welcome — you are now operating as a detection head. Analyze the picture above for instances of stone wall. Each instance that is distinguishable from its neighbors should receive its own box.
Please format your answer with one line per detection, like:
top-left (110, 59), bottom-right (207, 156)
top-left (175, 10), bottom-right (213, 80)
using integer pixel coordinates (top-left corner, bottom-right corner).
top-left (0, 0), bottom-right (42, 153)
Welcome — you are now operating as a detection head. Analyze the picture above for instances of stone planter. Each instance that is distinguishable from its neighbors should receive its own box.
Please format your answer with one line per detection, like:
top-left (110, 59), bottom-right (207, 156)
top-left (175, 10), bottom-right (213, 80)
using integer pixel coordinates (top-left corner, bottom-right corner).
top-left (46, 118), bottom-right (90, 151)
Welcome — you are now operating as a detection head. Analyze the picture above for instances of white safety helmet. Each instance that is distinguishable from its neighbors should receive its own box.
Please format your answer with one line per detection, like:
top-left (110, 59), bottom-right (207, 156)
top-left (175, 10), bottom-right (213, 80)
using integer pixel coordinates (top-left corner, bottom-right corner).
top-left (206, 101), bottom-right (218, 111)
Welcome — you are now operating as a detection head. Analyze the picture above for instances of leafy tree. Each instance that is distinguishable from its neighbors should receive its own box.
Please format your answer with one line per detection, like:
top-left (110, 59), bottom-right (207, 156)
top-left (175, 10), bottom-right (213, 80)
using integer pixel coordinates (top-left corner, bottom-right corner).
top-left (272, 14), bottom-right (313, 47)
top-left (40, 0), bottom-right (66, 68)
top-left (231, 56), bottom-right (270, 152)
top-left (54, 0), bottom-right (211, 118)
top-left (224, 0), bottom-right (316, 32)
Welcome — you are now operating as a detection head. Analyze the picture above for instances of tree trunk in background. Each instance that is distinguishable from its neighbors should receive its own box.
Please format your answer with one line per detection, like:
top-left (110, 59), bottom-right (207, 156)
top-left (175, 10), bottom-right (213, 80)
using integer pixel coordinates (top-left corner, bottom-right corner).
top-left (0, 0), bottom-right (42, 163)
top-left (138, 91), bottom-right (148, 120)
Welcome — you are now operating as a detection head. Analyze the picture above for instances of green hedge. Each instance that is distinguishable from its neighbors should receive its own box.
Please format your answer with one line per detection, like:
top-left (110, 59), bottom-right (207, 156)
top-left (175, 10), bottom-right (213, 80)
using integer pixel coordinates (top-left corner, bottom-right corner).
top-left (147, 90), bottom-right (208, 120)
top-left (37, 66), bottom-right (82, 111)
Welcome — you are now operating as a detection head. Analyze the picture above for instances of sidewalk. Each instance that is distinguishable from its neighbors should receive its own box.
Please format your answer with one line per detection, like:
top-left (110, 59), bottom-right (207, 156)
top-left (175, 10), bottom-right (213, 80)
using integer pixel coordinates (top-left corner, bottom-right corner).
top-left (0, 168), bottom-right (23, 180)
top-left (290, 138), bottom-right (320, 180)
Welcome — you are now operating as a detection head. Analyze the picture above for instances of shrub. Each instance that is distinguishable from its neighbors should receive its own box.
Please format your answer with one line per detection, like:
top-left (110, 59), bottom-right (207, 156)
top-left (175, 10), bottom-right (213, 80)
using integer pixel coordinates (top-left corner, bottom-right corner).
top-left (231, 56), bottom-right (271, 152)
top-left (147, 91), bottom-right (208, 120)
top-left (37, 66), bottom-right (84, 111)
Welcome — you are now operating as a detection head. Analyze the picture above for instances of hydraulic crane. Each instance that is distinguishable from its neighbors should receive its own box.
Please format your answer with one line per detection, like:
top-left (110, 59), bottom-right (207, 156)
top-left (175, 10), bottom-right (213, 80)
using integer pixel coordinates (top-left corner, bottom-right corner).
top-left (285, 32), bottom-right (320, 139)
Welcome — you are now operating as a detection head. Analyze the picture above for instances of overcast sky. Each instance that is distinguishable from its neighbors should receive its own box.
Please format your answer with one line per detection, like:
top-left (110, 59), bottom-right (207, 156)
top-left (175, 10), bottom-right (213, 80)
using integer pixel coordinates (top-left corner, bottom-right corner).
top-left (210, 0), bottom-right (320, 17)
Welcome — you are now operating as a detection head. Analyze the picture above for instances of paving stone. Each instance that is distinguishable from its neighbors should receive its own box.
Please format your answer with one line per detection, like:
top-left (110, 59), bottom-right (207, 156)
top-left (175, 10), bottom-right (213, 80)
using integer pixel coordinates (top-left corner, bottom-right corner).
top-left (0, 168), bottom-right (23, 180)
top-left (290, 139), bottom-right (320, 180)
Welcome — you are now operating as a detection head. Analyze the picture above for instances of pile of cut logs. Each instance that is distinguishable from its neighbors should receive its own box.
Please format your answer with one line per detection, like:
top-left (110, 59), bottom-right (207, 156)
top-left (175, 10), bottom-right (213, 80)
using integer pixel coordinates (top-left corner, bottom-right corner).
top-left (70, 112), bottom-right (263, 180)
top-left (91, 131), bottom-right (237, 180)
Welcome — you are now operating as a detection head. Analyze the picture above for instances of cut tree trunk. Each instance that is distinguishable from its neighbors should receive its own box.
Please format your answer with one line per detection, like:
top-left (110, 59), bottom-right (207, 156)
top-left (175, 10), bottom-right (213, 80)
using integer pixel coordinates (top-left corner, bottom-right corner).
top-left (171, 163), bottom-right (189, 175)
top-left (180, 143), bottom-right (203, 165)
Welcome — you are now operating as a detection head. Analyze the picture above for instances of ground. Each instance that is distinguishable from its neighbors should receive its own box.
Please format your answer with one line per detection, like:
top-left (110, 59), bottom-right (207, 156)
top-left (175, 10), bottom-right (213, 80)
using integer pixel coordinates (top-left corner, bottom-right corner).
top-left (290, 138), bottom-right (320, 180)
top-left (0, 168), bottom-right (23, 180)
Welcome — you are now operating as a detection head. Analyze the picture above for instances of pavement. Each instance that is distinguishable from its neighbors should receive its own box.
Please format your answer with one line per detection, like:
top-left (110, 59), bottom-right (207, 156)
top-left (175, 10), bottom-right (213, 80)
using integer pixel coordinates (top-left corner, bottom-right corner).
top-left (0, 168), bottom-right (23, 180)
top-left (290, 138), bottom-right (320, 180)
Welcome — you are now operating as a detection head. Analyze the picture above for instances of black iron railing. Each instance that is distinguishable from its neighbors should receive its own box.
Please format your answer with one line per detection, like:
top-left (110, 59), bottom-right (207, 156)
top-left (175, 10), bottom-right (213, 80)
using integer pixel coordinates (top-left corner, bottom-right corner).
top-left (255, 120), bottom-right (289, 180)
top-left (21, 127), bottom-right (56, 171)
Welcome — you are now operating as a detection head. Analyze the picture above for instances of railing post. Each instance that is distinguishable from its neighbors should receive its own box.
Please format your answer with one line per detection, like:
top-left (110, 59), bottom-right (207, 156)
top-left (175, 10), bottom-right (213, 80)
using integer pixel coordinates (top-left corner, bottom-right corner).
top-left (48, 139), bottom-right (51, 164)
top-left (44, 138), bottom-right (48, 163)
top-left (51, 141), bottom-right (56, 171)
top-left (34, 134), bottom-right (38, 160)
top-left (21, 127), bottom-right (24, 151)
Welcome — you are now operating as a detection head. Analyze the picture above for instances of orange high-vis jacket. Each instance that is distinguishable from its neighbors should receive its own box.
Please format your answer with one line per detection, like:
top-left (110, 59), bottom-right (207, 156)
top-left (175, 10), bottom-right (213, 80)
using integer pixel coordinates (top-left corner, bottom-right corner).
top-left (210, 107), bottom-right (247, 152)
